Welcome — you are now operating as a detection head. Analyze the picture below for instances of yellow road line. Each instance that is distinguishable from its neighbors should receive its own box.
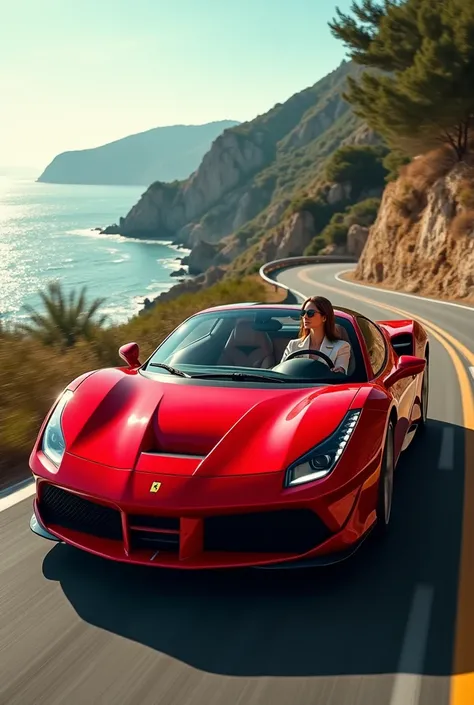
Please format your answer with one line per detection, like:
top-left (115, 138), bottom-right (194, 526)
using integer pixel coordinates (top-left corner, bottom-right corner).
top-left (297, 267), bottom-right (474, 703)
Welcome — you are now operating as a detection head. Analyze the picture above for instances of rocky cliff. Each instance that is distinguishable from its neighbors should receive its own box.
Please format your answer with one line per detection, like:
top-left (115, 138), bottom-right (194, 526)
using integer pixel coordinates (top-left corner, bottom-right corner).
top-left (106, 128), bottom-right (269, 240)
top-left (354, 152), bottom-right (474, 302)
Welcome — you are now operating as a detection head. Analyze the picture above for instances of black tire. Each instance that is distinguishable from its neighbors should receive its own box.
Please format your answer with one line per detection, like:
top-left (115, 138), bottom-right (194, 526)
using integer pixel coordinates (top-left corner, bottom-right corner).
top-left (375, 421), bottom-right (395, 535)
top-left (418, 356), bottom-right (429, 432)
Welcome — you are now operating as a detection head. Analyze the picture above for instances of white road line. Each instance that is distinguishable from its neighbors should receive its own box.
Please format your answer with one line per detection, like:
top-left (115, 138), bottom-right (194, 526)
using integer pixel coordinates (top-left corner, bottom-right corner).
top-left (438, 427), bottom-right (455, 471)
top-left (0, 479), bottom-right (35, 513)
top-left (469, 366), bottom-right (474, 381)
top-left (390, 584), bottom-right (434, 705)
top-left (335, 269), bottom-right (474, 312)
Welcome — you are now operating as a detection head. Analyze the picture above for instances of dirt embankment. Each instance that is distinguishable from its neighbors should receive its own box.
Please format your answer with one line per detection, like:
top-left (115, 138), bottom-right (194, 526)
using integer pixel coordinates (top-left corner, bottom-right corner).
top-left (353, 148), bottom-right (474, 303)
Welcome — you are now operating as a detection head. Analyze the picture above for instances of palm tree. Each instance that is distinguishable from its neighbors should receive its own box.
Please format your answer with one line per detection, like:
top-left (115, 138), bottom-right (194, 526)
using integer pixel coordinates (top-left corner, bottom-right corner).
top-left (19, 281), bottom-right (108, 348)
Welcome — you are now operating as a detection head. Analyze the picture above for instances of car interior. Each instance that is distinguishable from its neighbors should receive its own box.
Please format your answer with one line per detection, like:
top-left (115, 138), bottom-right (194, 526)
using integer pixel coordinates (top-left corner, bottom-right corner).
top-left (162, 311), bottom-right (369, 383)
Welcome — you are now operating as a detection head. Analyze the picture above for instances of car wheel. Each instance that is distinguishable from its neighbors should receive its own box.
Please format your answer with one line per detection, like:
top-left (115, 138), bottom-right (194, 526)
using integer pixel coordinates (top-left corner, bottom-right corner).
top-left (418, 358), bottom-right (429, 430)
top-left (375, 421), bottom-right (395, 534)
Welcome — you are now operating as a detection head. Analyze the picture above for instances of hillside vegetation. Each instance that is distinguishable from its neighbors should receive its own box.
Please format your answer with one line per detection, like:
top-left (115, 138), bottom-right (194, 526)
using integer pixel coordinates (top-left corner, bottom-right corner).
top-left (223, 142), bottom-right (391, 276)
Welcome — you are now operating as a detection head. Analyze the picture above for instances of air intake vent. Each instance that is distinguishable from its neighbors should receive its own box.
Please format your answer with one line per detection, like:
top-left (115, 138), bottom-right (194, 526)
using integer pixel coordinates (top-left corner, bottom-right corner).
top-left (391, 333), bottom-right (413, 356)
top-left (204, 509), bottom-right (331, 554)
top-left (39, 484), bottom-right (123, 541)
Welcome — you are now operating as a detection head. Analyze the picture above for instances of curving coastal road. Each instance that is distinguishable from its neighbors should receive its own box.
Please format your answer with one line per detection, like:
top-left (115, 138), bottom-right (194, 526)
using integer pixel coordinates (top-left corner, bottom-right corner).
top-left (0, 262), bottom-right (473, 705)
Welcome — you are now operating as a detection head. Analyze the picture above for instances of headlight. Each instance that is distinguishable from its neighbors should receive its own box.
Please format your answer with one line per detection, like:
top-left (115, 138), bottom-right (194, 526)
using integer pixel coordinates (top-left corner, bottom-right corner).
top-left (41, 390), bottom-right (74, 466)
top-left (285, 410), bottom-right (361, 487)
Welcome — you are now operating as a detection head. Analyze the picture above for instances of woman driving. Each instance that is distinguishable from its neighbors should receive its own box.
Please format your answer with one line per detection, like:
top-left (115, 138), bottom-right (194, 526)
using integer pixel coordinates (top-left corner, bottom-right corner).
top-left (280, 296), bottom-right (351, 374)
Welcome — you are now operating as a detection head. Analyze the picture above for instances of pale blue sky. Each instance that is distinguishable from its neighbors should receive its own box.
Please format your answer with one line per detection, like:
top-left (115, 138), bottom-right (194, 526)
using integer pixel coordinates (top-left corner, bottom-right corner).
top-left (1, 0), bottom-right (353, 170)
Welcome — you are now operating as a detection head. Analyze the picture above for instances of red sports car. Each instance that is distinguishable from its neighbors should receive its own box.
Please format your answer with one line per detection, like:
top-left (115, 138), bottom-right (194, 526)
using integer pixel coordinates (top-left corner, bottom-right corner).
top-left (29, 303), bottom-right (429, 569)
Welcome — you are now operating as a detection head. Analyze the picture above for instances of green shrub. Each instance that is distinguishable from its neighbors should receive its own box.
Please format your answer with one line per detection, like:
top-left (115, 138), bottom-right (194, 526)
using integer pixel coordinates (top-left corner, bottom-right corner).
top-left (321, 220), bottom-right (349, 246)
top-left (325, 145), bottom-right (389, 197)
top-left (383, 150), bottom-right (411, 182)
top-left (304, 235), bottom-right (326, 255)
top-left (288, 195), bottom-right (337, 231)
top-left (345, 197), bottom-right (381, 226)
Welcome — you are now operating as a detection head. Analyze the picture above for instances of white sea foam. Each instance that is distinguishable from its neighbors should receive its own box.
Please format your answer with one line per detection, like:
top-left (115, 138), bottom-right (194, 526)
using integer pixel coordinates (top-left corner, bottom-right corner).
top-left (67, 227), bottom-right (180, 247)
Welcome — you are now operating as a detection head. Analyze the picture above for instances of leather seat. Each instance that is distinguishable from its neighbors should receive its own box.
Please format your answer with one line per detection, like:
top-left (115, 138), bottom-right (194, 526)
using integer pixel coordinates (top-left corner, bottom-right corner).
top-left (218, 320), bottom-right (275, 369)
top-left (335, 324), bottom-right (356, 376)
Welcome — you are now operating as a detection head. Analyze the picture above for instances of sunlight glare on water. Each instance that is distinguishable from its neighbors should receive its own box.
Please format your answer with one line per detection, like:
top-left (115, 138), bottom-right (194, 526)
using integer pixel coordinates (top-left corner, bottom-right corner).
top-left (0, 178), bottom-right (190, 326)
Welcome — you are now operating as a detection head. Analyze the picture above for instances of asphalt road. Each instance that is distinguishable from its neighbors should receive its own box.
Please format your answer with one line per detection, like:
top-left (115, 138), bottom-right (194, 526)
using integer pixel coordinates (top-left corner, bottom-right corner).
top-left (1, 263), bottom-right (473, 705)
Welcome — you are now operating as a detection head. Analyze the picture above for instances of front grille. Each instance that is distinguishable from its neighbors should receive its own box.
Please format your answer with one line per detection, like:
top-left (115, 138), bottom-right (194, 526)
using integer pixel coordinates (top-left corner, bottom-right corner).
top-left (39, 484), bottom-right (123, 541)
top-left (203, 509), bottom-right (332, 554)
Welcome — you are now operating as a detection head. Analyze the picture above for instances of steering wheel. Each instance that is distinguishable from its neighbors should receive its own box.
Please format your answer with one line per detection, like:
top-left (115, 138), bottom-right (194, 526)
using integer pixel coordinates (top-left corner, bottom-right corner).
top-left (284, 349), bottom-right (335, 369)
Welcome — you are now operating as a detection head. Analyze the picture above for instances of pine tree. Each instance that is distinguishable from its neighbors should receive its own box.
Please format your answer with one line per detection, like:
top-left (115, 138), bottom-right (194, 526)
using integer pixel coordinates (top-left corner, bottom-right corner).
top-left (329, 0), bottom-right (474, 159)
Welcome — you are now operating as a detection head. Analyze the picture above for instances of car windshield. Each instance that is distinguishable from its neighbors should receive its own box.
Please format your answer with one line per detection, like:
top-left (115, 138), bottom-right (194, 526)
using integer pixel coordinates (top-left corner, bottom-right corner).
top-left (143, 307), bottom-right (356, 385)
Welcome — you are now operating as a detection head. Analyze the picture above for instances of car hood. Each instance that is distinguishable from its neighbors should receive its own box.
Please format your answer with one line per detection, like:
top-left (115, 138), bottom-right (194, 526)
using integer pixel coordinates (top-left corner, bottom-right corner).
top-left (60, 367), bottom-right (360, 476)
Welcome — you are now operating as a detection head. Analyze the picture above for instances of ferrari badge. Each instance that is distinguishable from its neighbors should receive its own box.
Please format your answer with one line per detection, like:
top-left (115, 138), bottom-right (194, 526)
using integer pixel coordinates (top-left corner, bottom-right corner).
top-left (149, 481), bottom-right (162, 493)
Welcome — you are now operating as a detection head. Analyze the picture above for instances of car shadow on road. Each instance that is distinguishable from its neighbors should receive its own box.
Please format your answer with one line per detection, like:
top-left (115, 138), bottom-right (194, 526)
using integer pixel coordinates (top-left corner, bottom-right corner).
top-left (42, 419), bottom-right (472, 683)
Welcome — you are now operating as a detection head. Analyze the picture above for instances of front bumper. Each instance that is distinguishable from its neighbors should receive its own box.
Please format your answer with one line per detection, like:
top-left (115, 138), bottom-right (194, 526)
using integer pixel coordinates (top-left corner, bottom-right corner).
top-left (29, 450), bottom-right (379, 569)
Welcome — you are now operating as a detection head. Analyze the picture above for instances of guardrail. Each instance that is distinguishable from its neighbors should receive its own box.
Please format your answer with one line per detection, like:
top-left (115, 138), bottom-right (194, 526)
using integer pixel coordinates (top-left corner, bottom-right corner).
top-left (259, 255), bottom-right (358, 303)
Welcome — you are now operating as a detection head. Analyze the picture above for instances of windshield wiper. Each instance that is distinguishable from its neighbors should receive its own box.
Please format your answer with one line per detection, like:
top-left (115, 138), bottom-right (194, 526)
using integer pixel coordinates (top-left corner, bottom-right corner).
top-left (148, 363), bottom-right (190, 378)
top-left (191, 371), bottom-right (285, 383)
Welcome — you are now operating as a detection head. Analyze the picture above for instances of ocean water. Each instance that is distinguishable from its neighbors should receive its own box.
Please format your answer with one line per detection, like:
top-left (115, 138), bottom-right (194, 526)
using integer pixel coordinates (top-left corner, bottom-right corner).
top-left (0, 178), bottom-right (189, 326)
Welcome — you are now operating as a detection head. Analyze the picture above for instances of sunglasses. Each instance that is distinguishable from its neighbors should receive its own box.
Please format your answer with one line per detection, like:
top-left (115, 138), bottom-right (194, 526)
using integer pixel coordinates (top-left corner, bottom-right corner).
top-left (300, 309), bottom-right (321, 318)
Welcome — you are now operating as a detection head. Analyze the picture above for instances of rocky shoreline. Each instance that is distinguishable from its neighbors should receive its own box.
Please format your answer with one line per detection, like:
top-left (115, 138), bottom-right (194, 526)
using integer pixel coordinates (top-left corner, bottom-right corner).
top-left (138, 241), bottom-right (209, 313)
top-left (91, 224), bottom-right (205, 314)
top-left (139, 236), bottom-right (230, 312)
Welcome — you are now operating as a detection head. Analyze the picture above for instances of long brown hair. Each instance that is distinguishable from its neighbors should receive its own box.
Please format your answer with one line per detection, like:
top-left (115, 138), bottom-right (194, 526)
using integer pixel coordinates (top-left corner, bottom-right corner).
top-left (298, 295), bottom-right (339, 341)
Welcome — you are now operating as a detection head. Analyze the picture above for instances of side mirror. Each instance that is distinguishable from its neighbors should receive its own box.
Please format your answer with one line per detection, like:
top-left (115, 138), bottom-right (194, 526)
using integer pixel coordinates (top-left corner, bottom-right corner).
top-left (119, 342), bottom-right (141, 369)
top-left (385, 354), bottom-right (426, 388)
